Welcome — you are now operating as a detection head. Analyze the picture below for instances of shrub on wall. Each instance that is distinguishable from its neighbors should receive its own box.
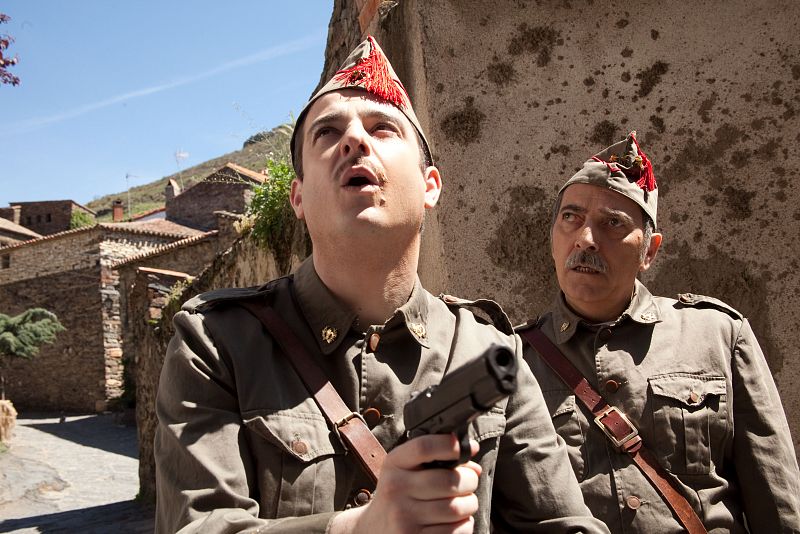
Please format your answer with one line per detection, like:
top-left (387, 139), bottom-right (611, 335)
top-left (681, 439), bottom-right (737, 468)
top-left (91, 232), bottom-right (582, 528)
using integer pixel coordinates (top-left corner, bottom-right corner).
top-left (69, 210), bottom-right (95, 230)
top-left (247, 157), bottom-right (296, 254)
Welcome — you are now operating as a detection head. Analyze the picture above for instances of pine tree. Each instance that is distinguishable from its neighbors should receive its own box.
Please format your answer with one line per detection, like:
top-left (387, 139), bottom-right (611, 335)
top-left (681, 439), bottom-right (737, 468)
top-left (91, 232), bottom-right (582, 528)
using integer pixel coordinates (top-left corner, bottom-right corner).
top-left (0, 308), bottom-right (65, 399)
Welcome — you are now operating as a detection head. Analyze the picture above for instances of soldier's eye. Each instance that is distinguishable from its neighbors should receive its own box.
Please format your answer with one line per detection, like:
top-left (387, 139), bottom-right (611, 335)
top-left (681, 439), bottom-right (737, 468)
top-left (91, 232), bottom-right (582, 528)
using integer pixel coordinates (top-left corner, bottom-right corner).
top-left (314, 126), bottom-right (335, 140)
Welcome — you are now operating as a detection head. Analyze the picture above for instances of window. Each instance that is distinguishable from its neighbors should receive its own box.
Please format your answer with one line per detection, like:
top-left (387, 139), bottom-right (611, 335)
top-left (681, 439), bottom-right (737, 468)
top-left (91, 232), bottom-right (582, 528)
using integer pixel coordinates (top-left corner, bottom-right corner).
top-left (46, 213), bottom-right (52, 222)
top-left (1, 255), bottom-right (9, 269)
top-left (26, 216), bottom-right (31, 225)
top-left (36, 214), bottom-right (42, 223)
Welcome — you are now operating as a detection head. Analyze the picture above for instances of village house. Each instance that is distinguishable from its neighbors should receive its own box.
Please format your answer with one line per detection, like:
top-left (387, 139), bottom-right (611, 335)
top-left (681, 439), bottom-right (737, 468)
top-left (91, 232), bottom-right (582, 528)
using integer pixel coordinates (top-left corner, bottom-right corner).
top-left (0, 162), bottom-right (266, 412)
top-left (0, 200), bottom-right (95, 236)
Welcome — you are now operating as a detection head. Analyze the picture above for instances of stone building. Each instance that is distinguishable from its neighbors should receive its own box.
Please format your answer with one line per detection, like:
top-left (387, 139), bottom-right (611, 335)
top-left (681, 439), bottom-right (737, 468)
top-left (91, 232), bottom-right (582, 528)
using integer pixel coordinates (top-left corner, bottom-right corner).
top-left (166, 163), bottom-right (266, 231)
top-left (0, 200), bottom-right (95, 236)
top-left (0, 221), bottom-right (202, 412)
top-left (0, 161), bottom-right (269, 412)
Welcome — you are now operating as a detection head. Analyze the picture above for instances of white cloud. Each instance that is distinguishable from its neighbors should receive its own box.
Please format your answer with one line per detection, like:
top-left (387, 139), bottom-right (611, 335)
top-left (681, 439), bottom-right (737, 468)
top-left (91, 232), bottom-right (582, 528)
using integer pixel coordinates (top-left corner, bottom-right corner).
top-left (0, 32), bottom-right (324, 136)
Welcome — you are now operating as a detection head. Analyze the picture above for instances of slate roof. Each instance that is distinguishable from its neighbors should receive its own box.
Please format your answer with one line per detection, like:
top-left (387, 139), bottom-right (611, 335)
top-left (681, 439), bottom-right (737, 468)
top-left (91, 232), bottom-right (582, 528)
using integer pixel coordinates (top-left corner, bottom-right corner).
top-left (0, 219), bottom-right (202, 251)
top-left (0, 217), bottom-right (42, 240)
top-left (110, 230), bottom-right (218, 269)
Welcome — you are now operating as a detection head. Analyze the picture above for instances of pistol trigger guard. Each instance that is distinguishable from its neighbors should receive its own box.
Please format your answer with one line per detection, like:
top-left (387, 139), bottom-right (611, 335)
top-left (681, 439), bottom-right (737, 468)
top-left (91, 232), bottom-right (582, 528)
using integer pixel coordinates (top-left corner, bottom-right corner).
top-left (457, 429), bottom-right (472, 464)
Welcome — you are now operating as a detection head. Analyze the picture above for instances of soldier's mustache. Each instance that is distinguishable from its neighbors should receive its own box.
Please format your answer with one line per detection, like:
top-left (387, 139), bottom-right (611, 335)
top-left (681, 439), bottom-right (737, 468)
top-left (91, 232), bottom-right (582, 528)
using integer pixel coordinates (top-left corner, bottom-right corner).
top-left (565, 250), bottom-right (608, 273)
top-left (336, 156), bottom-right (387, 186)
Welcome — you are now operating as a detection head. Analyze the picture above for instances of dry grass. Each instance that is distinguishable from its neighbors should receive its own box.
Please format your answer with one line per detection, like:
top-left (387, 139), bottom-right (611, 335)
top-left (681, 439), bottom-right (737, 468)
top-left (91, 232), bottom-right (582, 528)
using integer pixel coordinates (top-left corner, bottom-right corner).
top-left (0, 399), bottom-right (17, 444)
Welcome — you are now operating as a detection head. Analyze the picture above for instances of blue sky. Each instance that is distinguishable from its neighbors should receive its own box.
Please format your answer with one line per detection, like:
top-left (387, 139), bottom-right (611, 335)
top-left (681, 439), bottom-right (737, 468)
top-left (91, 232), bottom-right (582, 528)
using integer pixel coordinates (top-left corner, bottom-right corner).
top-left (0, 1), bottom-right (331, 207)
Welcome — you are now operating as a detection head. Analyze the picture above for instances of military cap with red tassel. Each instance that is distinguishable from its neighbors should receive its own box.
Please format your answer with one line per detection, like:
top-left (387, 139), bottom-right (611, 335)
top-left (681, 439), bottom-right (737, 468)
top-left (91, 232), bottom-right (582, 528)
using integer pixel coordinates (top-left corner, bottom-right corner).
top-left (290, 36), bottom-right (432, 171)
top-left (560, 131), bottom-right (659, 226)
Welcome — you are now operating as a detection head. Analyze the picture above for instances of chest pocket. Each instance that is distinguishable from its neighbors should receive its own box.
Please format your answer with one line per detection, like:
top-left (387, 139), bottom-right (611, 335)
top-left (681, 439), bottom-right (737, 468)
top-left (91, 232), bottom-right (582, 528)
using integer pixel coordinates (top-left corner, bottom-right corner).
top-left (648, 373), bottom-right (728, 475)
top-left (243, 402), bottom-right (346, 518)
top-left (542, 391), bottom-right (588, 480)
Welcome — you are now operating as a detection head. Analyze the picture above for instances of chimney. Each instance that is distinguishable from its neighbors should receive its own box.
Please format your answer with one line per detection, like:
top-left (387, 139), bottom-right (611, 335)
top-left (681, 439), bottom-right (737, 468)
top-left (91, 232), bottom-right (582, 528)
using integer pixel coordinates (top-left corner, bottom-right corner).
top-left (165, 179), bottom-right (182, 202)
top-left (112, 199), bottom-right (124, 222)
top-left (0, 205), bottom-right (21, 224)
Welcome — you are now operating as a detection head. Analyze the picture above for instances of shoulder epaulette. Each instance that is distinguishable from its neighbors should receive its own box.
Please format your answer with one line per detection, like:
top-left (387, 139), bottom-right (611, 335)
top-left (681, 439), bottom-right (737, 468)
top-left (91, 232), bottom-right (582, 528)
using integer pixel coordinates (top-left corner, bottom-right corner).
top-left (182, 276), bottom-right (287, 313)
top-left (514, 316), bottom-right (542, 333)
top-left (439, 294), bottom-right (514, 335)
top-left (675, 292), bottom-right (743, 320)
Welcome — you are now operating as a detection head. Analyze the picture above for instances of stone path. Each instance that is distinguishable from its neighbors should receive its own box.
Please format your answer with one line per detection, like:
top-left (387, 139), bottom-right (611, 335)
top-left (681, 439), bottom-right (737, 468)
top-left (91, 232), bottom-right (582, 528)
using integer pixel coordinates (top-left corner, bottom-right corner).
top-left (0, 413), bottom-right (154, 533)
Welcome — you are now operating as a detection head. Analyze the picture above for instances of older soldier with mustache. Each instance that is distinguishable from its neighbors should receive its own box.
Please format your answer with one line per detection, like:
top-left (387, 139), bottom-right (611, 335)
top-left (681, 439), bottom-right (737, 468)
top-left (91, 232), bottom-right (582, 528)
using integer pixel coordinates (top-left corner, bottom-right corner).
top-left (517, 132), bottom-right (800, 534)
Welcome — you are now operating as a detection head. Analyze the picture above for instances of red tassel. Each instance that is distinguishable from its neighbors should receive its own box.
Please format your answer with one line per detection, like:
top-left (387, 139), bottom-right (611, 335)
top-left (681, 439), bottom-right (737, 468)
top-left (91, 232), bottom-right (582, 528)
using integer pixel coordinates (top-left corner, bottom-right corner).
top-left (631, 134), bottom-right (657, 192)
top-left (333, 36), bottom-right (409, 108)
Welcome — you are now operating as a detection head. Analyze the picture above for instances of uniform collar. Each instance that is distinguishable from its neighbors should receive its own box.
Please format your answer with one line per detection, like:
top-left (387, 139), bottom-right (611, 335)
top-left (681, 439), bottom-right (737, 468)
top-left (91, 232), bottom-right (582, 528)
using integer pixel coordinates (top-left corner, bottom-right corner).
top-left (292, 256), bottom-right (430, 354)
top-left (551, 279), bottom-right (661, 343)
top-left (385, 277), bottom-right (431, 348)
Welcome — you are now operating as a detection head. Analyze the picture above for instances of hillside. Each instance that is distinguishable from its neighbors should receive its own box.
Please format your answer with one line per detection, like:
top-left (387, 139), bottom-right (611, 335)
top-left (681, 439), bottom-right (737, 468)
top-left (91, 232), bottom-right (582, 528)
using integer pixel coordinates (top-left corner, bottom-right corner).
top-left (87, 125), bottom-right (292, 221)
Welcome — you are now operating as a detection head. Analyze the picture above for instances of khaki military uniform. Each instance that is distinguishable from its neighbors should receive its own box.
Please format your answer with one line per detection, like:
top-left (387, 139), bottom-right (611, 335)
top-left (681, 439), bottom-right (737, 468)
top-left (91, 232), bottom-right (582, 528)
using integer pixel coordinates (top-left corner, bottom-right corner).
top-left (521, 280), bottom-right (800, 533)
top-left (155, 257), bottom-right (608, 533)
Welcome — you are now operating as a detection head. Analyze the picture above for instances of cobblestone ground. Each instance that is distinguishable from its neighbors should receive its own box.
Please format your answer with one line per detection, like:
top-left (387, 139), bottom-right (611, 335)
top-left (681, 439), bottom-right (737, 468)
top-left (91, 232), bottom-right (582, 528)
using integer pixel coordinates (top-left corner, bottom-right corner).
top-left (0, 413), bottom-right (154, 533)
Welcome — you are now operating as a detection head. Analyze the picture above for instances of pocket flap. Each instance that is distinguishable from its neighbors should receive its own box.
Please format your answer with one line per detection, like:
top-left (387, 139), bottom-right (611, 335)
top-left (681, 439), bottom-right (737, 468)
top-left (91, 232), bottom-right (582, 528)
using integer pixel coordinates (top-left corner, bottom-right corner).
top-left (243, 402), bottom-right (342, 462)
top-left (649, 374), bottom-right (726, 407)
top-left (542, 390), bottom-right (576, 418)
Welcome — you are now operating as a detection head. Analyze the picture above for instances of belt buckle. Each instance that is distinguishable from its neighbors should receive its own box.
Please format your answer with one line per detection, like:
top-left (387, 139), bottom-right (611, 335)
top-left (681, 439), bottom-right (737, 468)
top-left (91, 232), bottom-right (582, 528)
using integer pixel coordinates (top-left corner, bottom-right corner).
top-left (332, 412), bottom-right (367, 451)
top-left (594, 406), bottom-right (639, 450)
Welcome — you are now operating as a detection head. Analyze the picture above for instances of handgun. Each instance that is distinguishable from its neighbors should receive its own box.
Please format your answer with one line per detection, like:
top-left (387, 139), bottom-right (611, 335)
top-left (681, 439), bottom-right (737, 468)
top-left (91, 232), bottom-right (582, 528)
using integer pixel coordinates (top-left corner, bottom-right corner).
top-left (403, 344), bottom-right (518, 467)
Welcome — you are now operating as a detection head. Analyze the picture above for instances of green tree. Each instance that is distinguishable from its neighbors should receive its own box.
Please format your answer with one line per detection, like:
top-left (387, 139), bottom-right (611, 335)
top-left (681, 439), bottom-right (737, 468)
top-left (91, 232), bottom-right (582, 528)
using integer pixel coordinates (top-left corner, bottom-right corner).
top-left (0, 308), bottom-right (65, 399)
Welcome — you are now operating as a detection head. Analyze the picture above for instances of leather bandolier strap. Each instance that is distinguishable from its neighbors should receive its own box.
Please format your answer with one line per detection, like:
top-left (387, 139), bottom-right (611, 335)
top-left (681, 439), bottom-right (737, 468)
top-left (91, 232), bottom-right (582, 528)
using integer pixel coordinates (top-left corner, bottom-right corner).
top-left (520, 327), bottom-right (708, 534)
top-left (239, 300), bottom-right (387, 485)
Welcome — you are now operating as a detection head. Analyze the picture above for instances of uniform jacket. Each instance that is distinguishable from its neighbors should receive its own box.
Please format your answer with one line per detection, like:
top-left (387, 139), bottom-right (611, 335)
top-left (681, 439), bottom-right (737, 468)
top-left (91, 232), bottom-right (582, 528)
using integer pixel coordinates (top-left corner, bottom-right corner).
top-left (520, 280), bottom-right (800, 533)
top-left (155, 257), bottom-right (608, 533)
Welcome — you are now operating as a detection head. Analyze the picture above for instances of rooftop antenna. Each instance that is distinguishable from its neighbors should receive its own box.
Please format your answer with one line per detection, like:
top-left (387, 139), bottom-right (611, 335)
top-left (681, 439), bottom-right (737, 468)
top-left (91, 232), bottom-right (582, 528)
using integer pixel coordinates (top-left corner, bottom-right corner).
top-left (125, 173), bottom-right (139, 220)
top-left (174, 149), bottom-right (189, 189)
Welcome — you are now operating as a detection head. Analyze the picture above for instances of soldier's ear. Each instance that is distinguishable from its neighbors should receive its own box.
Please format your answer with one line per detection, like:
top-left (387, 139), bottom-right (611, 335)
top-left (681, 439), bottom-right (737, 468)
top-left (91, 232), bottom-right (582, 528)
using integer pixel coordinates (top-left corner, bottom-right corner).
top-left (640, 232), bottom-right (662, 272)
top-left (290, 178), bottom-right (305, 220)
top-left (423, 166), bottom-right (442, 209)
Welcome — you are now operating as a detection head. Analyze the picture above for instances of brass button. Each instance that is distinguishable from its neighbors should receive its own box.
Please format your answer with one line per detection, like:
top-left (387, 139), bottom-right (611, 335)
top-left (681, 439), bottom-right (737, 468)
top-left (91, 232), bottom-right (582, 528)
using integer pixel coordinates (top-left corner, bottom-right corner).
top-left (605, 379), bottom-right (620, 393)
top-left (599, 328), bottom-right (612, 341)
top-left (689, 390), bottom-right (700, 403)
top-left (368, 332), bottom-right (380, 352)
top-left (626, 495), bottom-right (642, 510)
top-left (363, 407), bottom-right (381, 428)
top-left (354, 489), bottom-right (372, 506)
top-left (291, 439), bottom-right (308, 455)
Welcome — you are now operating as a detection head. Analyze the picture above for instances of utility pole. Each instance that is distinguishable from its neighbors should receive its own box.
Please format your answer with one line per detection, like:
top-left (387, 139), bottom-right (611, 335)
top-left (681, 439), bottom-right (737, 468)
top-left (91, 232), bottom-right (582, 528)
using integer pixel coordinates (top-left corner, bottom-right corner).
top-left (125, 173), bottom-right (138, 220)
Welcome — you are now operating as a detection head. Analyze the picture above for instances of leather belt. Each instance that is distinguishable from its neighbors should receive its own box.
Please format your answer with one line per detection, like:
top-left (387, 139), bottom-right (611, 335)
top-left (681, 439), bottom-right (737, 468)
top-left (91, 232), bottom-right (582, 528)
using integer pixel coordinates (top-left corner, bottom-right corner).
top-left (520, 327), bottom-right (708, 534)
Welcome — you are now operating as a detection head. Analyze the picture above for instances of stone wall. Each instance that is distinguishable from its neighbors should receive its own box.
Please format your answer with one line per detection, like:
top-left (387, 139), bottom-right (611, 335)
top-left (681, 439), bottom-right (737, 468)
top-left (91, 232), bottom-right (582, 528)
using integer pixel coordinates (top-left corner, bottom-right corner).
top-left (0, 266), bottom-right (105, 412)
top-left (0, 227), bottom-right (174, 286)
top-left (135, 224), bottom-right (309, 502)
top-left (0, 226), bottom-right (185, 411)
top-left (0, 228), bottom-right (101, 285)
top-left (166, 182), bottom-right (252, 231)
top-left (342, 0), bottom-right (800, 457)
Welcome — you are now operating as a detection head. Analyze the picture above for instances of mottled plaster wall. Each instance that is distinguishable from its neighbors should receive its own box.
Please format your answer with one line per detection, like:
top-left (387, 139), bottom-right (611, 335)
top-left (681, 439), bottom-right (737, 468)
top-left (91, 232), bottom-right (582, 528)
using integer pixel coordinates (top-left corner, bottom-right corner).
top-left (364, 0), bottom-right (800, 455)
